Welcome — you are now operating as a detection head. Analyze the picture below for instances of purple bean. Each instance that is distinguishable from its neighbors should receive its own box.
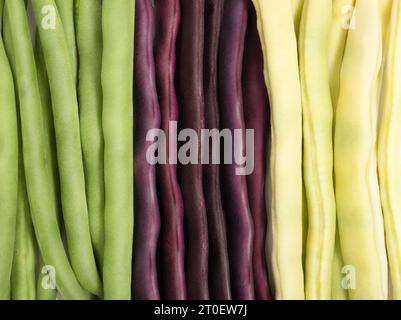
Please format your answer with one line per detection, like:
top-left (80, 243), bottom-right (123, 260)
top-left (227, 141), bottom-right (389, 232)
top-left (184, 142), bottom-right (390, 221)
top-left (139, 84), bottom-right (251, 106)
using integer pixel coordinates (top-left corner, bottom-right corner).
top-left (176, 0), bottom-right (210, 300)
top-left (154, 0), bottom-right (186, 300)
top-left (133, 0), bottom-right (161, 300)
top-left (219, 0), bottom-right (255, 300)
top-left (203, 0), bottom-right (232, 300)
top-left (243, 5), bottom-right (271, 301)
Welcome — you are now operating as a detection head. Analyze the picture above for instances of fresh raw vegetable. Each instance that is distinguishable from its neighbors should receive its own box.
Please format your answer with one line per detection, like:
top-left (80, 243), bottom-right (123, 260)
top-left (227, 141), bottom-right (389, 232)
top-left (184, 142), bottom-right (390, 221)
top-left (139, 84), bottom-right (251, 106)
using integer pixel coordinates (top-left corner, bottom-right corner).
top-left (335, 0), bottom-right (388, 300)
top-left (219, 0), bottom-right (254, 300)
top-left (55, 0), bottom-right (77, 82)
top-left (176, 0), bottom-right (210, 300)
top-left (378, 0), bottom-right (401, 300)
top-left (243, 5), bottom-right (271, 301)
top-left (31, 0), bottom-right (102, 297)
top-left (75, 0), bottom-right (105, 270)
top-left (154, 0), bottom-right (186, 300)
top-left (6, 0), bottom-right (90, 300)
top-left (204, 0), bottom-right (231, 300)
top-left (291, 0), bottom-right (304, 37)
top-left (298, 0), bottom-right (336, 300)
top-left (0, 0), bottom-right (18, 301)
top-left (133, 0), bottom-right (161, 300)
top-left (101, 0), bottom-right (134, 300)
top-left (252, 0), bottom-right (304, 300)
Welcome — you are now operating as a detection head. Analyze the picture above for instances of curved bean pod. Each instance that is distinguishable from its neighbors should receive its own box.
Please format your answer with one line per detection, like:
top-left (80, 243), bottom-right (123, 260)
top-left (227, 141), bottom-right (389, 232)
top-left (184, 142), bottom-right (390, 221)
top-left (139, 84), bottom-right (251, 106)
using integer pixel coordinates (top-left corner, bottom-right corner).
top-left (75, 0), bottom-right (105, 270)
top-left (6, 0), bottom-right (90, 300)
top-left (252, 0), bottom-right (305, 299)
top-left (335, 0), bottom-right (388, 300)
top-left (219, 0), bottom-right (254, 300)
top-left (154, 0), bottom-right (186, 300)
top-left (0, 0), bottom-right (18, 301)
top-left (299, 0), bottom-right (336, 300)
top-left (101, 0), bottom-right (134, 300)
top-left (378, 0), bottom-right (401, 300)
top-left (243, 5), bottom-right (271, 300)
top-left (291, 0), bottom-right (304, 37)
top-left (31, 0), bottom-right (102, 297)
top-left (176, 0), bottom-right (209, 300)
top-left (133, 0), bottom-right (161, 300)
top-left (204, 0), bottom-right (231, 300)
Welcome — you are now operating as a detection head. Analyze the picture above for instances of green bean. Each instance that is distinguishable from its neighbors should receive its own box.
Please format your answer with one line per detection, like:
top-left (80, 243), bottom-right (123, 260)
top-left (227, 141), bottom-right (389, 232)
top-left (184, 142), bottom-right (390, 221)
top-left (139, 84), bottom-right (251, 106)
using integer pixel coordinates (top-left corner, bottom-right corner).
top-left (299, 0), bottom-right (336, 299)
top-left (31, 0), bottom-right (102, 297)
top-left (5, 0), bottom-right (90, 300)
top-left (34, 38), bottom-right (60, 301)
top-left (252, 0), bottom-right (304, 299)
top-left (55, 0), bottom-right (77, 82)
top-left (335, 0), bottom-right (388, 300)
top-left (102, 0), bottom-right (134, 300)
top-left (75, 0), bottom-right (105, 270)
top-left (11, 161), bottom-right (36, 300)
top-left (378, 0), bottom-right (401, 300)
top-left (0, 0), bottom-right (18, 301)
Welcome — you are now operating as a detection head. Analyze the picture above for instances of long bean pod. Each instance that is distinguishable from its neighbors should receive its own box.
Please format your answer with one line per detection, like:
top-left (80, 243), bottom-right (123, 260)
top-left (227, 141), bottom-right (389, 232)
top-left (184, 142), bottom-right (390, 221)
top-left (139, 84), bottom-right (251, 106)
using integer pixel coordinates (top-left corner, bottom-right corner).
top-left (133, 0), bottom-right (160, 300)
top-left (101, 0), bottom-right (134, 300)
top-left (291, 0), bottom-right (304, 37)
top-left (6, 0), bottom-right (90, 300)
top-left (219, 0), bottom-right (254, 300)
top-left (335, 0), bottom-right (388, 300)
top-left (299, 0), bottom-right (336, 300)
top-left (31, 0), bottom-right (102, 297)
top-left (252, 0), bottom-right (305, 299)
top-left (204, 0), bottom-right (231, 300)
top-left (0, 0), bottom-right (18, 301)
top-left (378, 0), bottom-right (401, 300)
top-left (243, 5), bottom-right (271, 300)
top-left (75, 0), bottom-right (105, 270)
top-left (176, 0), bottom-right (209, 300)
top-left (154, 0), bottom-right (186, 300)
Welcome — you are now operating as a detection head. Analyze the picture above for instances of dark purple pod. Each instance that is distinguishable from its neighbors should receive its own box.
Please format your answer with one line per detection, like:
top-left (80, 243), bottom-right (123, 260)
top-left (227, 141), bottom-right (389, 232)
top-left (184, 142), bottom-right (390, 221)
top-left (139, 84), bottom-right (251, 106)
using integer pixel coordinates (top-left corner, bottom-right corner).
top-left (154, 0), bottom-right (187, 300)
top-left (176, 0), bottom-right (210, 300)
top-left (133, 0), bottom-right (161, 300)
top-left (203, 0), bottom-right (232, 300)
top-left (243, 5), bottom-right (271, 301)
top-left (219, 0), bottom-right (255, 300)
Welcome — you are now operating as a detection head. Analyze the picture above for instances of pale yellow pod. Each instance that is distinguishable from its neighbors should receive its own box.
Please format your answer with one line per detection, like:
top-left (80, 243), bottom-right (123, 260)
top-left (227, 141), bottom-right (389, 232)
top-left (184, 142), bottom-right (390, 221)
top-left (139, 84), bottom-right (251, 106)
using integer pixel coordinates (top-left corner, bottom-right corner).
top-left (252, 0), bottom-right (304, 300)
top-left (378, 0), bottom-right (401, 300)
top-left (291, 0), bottom-right (305, 37)
top-left (335, 0), bottom-right (388, 300)
top-left (298, 0), bottom-right (336, 300)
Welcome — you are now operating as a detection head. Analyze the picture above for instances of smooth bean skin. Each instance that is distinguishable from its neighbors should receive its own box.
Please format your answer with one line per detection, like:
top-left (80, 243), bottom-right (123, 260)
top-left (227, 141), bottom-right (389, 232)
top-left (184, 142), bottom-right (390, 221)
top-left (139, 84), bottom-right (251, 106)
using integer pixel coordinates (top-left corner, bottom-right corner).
top-left (243, 5), bottom-right (271, 300)
top-left (219, 0), bottom-right (255, 300)
top-left (204, 0), bottom-right (232, 301)
top-left (75, 0), bottom-right (105, 270)
top-left (0, 0), bottom-right (18, 301)
top-left (133, 0), bottom-right (161, 300)
top-left (6, 0), bottom-right (90, 300)
top-left (299, 0), bottom-right (336, 300)
top-left (55, 0), bottom-right (77, 82)
top-left (252, 0), bottom-right (305, 299)
top-left (154, 0), bottom-right (186, 300)
top-left (101, 0), bottom-right (134, 300)
top-left (291, 0), bottom-right (304, 37)
top-left (31, 0), bottom-right (102, 297)
top-left (378, 0), bottom-right (401, 300)
top-left (177, 0), bottom-right (210, 300)
top-left (335, 0), bottom-right (388, 300)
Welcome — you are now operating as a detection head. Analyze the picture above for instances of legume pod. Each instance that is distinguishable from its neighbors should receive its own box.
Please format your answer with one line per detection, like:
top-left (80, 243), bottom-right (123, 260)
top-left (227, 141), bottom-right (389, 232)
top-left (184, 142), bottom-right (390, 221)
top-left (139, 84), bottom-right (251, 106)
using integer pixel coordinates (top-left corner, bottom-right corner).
top-left (252, 0), bottom-right (304, 300)
top-left (334, 0), bottom-right (388, 300)
top-left (298, 0), bottom-right (336, 300)
top-left (378, 0), bottom-right (401, 300)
